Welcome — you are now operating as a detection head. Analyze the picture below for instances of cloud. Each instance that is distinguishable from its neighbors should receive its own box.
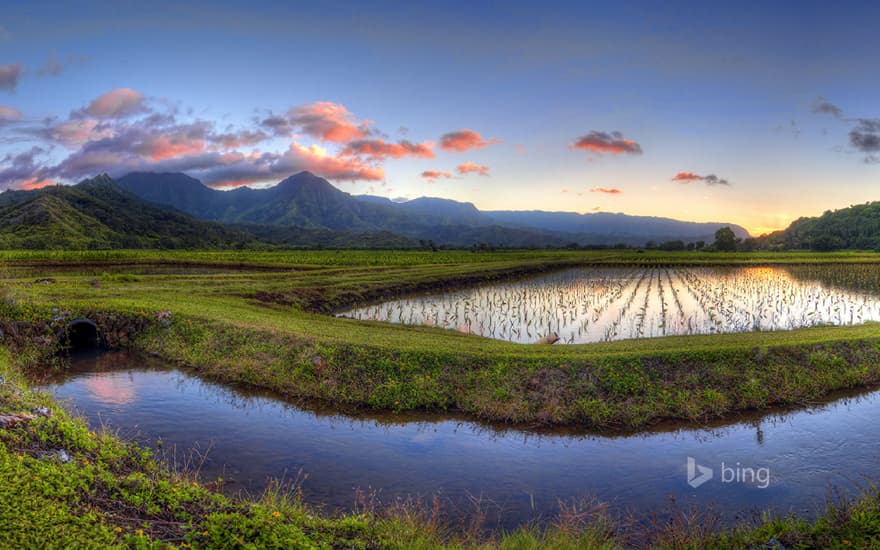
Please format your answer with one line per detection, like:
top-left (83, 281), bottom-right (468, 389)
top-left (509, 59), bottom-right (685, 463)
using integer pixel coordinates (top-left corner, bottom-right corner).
top-left (811, 97), bottom-right (844, 118)
top-left (341, 138), bottom-right (434, 160)
top-left (37, 52), bottom-right (88, 77)
top-left (207, 129), bottom-right (268, 150)
top-left (572, 131), bottom-right (642, 155)
top-left (19, 177), bottom-right (55, 190)
top-left (672, 171), bottom-right (730, 185)
top-left (0, 105), bottom-right (22, 124)
top-left (0, 146), bottom-right (48, 190)
top-left (439, 129), bottom-right (499, 152)
top-left (590, 187), bottom-right (622, 194)
top-left (671, 172), bottom-right (702, 183)
top-left (0, 64), bottom-right (23, 92)
top-left (849, 118), bottom-right (880, 162)
top-left (420, 170), bottom-right (452, 182)
top-left (457, 161), bottom-right (489, 176)
top-left (82, 88), bottom-right (148, 118)
top-left (810, 98), bottom-right (880, 163)
top-left (1, 94), bottom-right (420, 189)
top-left (40, 118), bottom-right (116, 147)
top-left (261, 101), bottom-right (371, 143)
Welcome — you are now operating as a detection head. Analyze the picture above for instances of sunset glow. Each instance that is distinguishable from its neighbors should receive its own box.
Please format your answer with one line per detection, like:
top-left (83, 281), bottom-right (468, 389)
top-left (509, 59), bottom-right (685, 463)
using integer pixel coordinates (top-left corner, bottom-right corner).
top-left (1, 2), bottom-right (878, 236)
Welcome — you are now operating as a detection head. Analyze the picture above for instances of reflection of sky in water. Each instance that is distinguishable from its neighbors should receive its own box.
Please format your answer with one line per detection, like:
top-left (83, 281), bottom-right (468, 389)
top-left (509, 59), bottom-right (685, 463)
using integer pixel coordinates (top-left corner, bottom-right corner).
top-left (83, 374), bottom-right (136, 405)
top-left (41, 352), bottom-right (880, 531)
top-left (340, 266), bottom-right (880, 343)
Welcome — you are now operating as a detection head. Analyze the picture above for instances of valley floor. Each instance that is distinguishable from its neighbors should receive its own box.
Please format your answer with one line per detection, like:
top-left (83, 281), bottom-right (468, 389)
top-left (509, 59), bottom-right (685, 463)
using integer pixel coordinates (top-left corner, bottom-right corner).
top-left (2, 249), bottom-right (880, 547)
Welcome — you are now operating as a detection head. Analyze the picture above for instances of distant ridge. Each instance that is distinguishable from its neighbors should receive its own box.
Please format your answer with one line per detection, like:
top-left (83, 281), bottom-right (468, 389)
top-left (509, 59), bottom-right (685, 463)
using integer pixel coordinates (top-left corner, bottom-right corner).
top-left (117, 171), bottom-right (751, 246)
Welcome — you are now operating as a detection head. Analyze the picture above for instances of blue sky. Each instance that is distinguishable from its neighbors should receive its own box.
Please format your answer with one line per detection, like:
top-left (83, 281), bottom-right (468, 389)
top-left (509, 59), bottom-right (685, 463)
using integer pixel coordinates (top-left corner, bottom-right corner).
top-left (1, 0), bottom-right (879, 234)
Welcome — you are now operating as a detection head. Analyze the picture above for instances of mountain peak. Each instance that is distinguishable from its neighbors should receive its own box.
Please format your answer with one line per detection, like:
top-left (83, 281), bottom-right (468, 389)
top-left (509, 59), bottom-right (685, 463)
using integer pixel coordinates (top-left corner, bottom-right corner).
top-left (274, 171), bottom-right (343, 195)
top-left (77, 173), bottom-right (115, 187)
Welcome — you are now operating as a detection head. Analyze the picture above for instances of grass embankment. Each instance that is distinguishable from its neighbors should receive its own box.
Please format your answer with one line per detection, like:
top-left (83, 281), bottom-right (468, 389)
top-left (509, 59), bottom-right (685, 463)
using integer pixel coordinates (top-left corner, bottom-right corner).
top-left (3, 250), bottom-right (880, 430)
top-left (3, 349), bottom-right (880, 548)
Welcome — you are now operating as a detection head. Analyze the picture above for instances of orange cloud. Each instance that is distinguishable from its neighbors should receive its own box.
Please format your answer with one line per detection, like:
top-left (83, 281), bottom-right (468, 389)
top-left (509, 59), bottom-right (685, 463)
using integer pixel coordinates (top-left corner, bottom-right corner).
top-left (85, 88), bottom-right (146, 118)
top-left (421, 170), bottom-right (452, 182)
top-left (590, 187), bottom-right (623, 194)
top-left (457, 161), bottom-right (489, 176)
top-left (19, 177), bottom-right (55, 190)
top-left (672, 171), bottom-right (702, 183)
top-left (439, 129), bottom-right (500, 152)
top-left (342, 139), bottom-right (435, 160)
top-left (288, 101), bottom-right (370, 143)
top-left (572, 131), bottom-right (642, 155)
top-left (288, 142), bottom-right (384, 181)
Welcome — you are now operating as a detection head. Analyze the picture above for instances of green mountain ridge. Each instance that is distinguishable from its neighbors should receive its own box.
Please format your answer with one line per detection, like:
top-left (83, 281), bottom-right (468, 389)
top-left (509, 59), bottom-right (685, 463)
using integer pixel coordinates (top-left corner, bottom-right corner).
top-left (0, 175), bottom-right (255, 249)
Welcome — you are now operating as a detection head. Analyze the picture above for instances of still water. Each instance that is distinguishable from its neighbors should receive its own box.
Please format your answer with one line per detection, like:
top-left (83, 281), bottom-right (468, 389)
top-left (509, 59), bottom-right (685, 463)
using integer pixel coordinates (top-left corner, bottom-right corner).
top-left (41, 351), bottom-right (880, 530)
top-left (339, 265), bottom-right (880, 343)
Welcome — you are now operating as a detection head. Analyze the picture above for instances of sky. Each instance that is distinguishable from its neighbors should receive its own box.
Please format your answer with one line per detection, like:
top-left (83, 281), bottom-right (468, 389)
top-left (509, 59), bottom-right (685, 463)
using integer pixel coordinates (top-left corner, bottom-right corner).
top-left (1, 1), bottom-right (879, 236)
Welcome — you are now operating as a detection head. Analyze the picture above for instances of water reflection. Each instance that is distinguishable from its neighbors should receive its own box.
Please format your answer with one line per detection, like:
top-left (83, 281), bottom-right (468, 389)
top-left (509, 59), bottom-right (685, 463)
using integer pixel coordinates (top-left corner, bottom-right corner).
top-left (37, 351), bottom-right (880, 531)
top-left (339, 266), bottom-right (880, 343)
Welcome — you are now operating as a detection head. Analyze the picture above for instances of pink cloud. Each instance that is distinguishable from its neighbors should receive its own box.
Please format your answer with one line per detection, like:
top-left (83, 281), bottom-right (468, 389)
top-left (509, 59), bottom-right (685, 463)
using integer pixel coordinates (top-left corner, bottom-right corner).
top-left (439, 129), bottom-right (500, 152)
top-left (341, 138), bottom-right (435, 160)
top-left (572, 131), bottom-right (642, 155)
top-left (421, 170), bottom-right (452, 182)
top-left (46, 119), bottom-right (115, 147)
top-left (590, 187), bottom-right (623, 194)
top-left (672, 172), bottom-right (730, 186)
top-left (144, 134), bottom-right (205, 160)
top-left (84, 88), bottom-right (147, 118)
top-left (286, 101), bottom-right (370, 143)
top-left (457, 161), bottom-right (489, 176)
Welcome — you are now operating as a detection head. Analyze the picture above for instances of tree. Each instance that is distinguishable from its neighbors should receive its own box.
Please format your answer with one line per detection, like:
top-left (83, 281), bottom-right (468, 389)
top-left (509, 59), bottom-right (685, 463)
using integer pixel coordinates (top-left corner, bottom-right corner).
top-left (713, 227), bottom-right (738, 251)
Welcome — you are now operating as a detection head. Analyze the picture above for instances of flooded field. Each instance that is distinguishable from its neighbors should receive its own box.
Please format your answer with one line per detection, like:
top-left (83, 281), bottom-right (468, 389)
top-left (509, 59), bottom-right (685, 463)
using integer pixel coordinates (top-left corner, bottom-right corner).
top-left (340, 265), bottom-right (880, 343)
top-left (40, 351), bottom-right (880, 531)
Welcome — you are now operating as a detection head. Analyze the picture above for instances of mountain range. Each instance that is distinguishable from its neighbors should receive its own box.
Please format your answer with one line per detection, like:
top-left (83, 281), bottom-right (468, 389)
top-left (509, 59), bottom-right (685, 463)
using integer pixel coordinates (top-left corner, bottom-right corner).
top-left (0, 170), bottom-right (755, 250)
top-left (115, 171), bottom-right (750, 246)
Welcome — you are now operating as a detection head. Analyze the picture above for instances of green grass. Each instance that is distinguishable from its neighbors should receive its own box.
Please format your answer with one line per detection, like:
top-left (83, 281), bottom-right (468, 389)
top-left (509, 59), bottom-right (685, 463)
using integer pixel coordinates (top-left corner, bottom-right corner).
top-left (3, 249), bottom-right (880, 429)
top-left (4, 249), bottom-right (880, 546)
top-left (3, 348), bottom-right (880, 548)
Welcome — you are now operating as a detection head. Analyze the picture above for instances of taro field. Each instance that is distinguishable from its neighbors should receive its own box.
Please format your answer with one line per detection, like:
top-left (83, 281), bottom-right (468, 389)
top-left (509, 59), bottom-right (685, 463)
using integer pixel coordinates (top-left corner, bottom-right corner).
top-left (339, 265), bottom-right (880, 344)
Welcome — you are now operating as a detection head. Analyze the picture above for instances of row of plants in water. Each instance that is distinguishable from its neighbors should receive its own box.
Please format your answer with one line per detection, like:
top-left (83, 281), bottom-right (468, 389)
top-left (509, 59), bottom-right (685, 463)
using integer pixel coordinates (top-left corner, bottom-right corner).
top-left (341, 266), bottom-right (880, 343)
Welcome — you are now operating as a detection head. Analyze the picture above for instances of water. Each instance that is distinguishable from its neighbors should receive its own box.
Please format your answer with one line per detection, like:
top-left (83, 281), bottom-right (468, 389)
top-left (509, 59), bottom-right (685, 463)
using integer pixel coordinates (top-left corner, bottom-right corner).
top-left (339, 265), bottom-right (880, 343)
top-left (39, 350), bottom-right (880, 531)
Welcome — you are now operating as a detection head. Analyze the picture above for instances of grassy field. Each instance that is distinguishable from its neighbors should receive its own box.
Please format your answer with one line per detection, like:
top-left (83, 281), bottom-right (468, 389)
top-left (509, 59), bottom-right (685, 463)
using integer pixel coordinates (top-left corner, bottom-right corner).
top-left (3, 305), bottom-right (880, 547)
top-left (2, 249), bottom-right (880, 429)
top-left (3, 249), bottom-right (880, 547)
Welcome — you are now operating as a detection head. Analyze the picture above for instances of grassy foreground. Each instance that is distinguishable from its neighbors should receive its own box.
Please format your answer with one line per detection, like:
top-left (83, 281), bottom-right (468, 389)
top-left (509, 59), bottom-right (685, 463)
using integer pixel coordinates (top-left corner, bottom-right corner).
top-left (2, 249), bottom-right (880, 429)
top-left (3, 347), bottom-right (880, 548)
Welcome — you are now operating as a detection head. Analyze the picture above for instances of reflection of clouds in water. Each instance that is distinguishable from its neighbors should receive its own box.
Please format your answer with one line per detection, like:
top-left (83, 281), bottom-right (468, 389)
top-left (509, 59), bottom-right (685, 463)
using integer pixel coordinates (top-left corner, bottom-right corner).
top-left (84, 374), bottom-right (136, 405)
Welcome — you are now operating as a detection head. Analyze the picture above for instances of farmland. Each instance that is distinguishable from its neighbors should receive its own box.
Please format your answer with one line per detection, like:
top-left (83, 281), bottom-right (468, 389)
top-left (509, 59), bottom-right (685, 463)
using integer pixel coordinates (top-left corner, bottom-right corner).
top-left (4, 249), bottom-right (880, 547)
top-left (2, 249), bottom-right (880, 429)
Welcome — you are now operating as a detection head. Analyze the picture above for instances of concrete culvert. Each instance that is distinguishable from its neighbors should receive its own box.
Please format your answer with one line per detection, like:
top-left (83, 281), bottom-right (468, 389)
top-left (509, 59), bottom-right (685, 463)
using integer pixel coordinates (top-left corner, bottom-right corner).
top-left (59, 318), bottom-right (106, 350)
